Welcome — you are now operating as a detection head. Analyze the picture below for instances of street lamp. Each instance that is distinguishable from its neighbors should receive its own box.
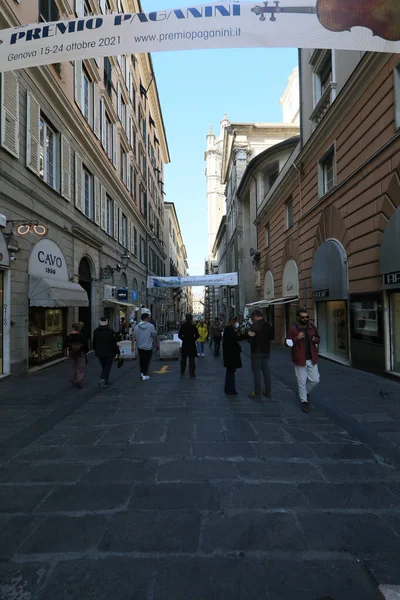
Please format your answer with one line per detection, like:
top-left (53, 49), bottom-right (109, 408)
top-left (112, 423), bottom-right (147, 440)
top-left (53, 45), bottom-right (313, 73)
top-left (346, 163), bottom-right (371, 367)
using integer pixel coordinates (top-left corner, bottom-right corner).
top-left (100, 252), bottom-right (131, 280)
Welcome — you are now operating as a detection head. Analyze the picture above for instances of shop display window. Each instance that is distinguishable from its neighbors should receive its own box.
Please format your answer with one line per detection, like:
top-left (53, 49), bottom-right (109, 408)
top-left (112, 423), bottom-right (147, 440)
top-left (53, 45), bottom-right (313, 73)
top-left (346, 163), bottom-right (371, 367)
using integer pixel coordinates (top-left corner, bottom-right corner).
top-left (29, 307), bottom-right (67, 365)
top-left (350, 293), bottom-right (383, 345)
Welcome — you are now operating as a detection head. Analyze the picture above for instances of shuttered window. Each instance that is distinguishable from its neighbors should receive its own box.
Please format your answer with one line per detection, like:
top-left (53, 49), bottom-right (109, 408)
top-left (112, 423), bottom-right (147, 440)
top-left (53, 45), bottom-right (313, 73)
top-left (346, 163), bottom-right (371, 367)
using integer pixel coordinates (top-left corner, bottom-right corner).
top-left (106, 195), bottom-right (113, 235)
top-left (39, 117), bottom-right (57, 190)
top-left (82, 166), bottom-right (94, 220)
top-left (61, 135), bottom-right (71, 201)
top-left (0, 72), bottom-right (19, 158)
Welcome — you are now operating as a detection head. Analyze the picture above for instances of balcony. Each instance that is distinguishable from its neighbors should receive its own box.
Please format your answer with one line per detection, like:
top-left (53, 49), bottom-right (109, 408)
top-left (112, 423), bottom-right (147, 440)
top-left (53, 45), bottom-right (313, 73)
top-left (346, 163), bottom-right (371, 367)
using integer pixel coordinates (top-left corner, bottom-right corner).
top-left (310, 81), bottom-right (337, 126)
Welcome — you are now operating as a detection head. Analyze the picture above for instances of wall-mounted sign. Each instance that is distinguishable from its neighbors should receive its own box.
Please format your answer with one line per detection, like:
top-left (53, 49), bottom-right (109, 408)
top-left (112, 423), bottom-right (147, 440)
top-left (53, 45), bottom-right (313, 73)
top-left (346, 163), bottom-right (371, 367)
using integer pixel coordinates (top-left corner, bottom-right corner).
top-left (117, 287), bottom-right (128, 301)
top-left (313, 289), bottom-right (329, 299)
top-left (28, 239), bottom-right (68, 280)
top-left (384, 272), bottom-right (400, 286)
top-left (282, 260), bottom-right (299, 298)
top-left (104, 284), bottom-right (116, 299)
top-left (132, 290), bottom-right (138, 302)
top-left (263, 270), bottom-right (274, 300)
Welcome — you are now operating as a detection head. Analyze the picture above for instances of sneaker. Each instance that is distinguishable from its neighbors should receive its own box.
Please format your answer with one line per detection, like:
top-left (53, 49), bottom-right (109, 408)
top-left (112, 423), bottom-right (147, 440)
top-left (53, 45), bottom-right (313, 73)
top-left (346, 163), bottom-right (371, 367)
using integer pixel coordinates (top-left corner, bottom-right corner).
top-left (248, 391), bottom-right (261, 400)
top-left (201, 353), bottom-right (205, 357)
top-left (99, 380), bottom-right (107, 389)
top-left (142, 375), bottom-right (150, 381)
top-left (301, 401), bottom-right (309, 413)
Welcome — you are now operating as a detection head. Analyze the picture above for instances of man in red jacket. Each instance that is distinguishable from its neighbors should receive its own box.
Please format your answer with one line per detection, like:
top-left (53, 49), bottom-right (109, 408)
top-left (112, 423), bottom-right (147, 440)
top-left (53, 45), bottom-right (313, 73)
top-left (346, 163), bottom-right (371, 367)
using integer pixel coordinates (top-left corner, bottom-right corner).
top-left (286, 308), bottom-right (320, 413)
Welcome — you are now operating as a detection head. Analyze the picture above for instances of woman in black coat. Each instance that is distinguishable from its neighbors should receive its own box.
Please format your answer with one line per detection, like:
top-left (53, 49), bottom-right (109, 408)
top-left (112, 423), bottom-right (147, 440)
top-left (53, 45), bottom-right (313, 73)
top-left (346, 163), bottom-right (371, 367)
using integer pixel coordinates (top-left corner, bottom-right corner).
top-left (222, 316), bottom-right (242, 395)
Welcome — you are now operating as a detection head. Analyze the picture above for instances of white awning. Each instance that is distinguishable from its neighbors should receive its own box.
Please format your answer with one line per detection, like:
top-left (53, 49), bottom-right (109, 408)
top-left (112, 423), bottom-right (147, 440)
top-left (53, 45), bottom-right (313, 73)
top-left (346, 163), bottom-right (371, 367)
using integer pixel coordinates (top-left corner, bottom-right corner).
top-left (246, 296), bottom-right (299, 309)
top-left (103, 299), bottom-right (138, 311)
top-left (29, 276), bottom-right (89, 308)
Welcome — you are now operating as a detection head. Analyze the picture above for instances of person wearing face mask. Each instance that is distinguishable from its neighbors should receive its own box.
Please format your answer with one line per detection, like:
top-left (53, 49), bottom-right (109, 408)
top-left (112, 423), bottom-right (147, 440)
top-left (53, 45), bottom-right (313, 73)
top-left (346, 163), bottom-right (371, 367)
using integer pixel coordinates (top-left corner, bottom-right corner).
top-left (222, 316), bottom-right (243, 395)
top-left (286, 308), bottom-right (320, 413)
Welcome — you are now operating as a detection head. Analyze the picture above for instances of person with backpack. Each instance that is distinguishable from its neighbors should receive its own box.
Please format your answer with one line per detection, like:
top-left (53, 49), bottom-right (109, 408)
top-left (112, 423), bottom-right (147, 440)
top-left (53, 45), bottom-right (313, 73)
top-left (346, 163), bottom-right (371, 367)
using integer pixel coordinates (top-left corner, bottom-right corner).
top-left (132, 312), bottom-right (157, 381)
top-left (286, 308), bottom-right (320, 413)
top-left (92, 317), bottom-right (120, 388)
top-left (64, 323), bottom-right (89, 389)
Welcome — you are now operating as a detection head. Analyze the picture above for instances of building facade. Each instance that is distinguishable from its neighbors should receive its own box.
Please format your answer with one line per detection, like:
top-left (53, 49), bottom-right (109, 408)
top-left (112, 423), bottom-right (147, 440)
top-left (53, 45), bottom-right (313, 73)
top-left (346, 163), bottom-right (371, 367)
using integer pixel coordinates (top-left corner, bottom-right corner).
top-left (163, 202), bottom-right (189, 328)
top-left (254, 50), bottom-right (400, 377)
top-left (0, 0), bottom-right (169, 375)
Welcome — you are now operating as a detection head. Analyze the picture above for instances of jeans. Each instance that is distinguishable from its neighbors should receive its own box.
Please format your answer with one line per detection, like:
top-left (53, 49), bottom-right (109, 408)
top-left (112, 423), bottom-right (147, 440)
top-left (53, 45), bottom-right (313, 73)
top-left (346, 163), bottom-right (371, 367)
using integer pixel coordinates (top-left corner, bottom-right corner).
top-left (197, 341), bottom-right (205, 355)
top-left (99, 358), bottom-right (113, 383)
top-left (294, 360), bottom-right (320, 402)
top-left (213, 337), bottom-right (221, 356)
top-left (68, 355), bottom-right (85, 384)
top-left (251, 353), bottom-right (271, 396)
top-left (224, 368), bottom-right (236, 393)
top-left (138, 348), bottom-right (153, 376)
top-left (181, 355), bottom-right (196, 376)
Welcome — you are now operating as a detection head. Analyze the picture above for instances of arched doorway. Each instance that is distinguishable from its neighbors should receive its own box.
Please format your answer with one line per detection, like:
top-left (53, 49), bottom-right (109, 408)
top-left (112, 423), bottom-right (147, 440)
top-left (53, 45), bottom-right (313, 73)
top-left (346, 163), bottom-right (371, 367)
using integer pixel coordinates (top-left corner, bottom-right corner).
top-left (78, 257), bottom-right (92, 345)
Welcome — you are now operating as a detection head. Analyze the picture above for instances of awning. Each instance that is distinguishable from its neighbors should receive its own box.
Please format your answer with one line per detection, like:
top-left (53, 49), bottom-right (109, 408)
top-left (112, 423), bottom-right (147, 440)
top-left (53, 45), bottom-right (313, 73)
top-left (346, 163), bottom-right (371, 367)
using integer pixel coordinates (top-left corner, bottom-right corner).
top-left (246, 296), bottom-right (299, 309)
top-left (103, 299), bottom-right (138, 311)
top-left (312, 240), bottom-right (348, 300)
top-left (29, 276), bottom-right (89, 308)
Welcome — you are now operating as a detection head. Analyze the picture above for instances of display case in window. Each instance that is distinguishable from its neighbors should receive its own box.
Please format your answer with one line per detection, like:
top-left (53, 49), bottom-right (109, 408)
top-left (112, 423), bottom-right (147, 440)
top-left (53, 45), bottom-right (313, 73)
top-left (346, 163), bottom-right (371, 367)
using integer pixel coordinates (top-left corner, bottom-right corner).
top-left (350, 293), bottom-right (383, 344)
top-left (29, 307), bottom-right (67, 365)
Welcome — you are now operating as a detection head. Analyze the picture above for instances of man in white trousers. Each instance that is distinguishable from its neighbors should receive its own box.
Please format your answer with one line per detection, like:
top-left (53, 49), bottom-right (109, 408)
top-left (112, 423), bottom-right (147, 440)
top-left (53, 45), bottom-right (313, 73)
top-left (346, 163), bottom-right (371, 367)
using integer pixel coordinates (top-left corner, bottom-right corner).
top-left (287, 309), bottom-right (320, 413)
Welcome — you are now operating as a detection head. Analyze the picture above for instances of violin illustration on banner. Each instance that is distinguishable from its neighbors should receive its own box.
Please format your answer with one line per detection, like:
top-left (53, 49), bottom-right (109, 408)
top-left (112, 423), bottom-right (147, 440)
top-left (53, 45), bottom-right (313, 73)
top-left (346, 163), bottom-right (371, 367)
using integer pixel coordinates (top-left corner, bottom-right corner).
top-left (251, 0), bottom-right (400, 42)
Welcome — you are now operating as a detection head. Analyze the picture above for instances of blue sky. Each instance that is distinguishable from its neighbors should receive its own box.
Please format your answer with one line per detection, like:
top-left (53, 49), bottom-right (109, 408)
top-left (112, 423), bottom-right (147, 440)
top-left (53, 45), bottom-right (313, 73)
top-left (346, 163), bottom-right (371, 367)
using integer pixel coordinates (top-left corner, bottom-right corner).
top-left (142, 0), bottom-right (298, 281)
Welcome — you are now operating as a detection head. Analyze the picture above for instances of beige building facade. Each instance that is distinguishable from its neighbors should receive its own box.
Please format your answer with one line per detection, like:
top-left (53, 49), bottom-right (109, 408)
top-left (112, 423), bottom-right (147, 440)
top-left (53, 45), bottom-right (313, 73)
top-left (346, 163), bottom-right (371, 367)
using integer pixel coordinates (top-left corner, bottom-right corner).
top-left (163, 202), bottom-right (189, 328)
top-left (0, 0), bottom-right (169, 375)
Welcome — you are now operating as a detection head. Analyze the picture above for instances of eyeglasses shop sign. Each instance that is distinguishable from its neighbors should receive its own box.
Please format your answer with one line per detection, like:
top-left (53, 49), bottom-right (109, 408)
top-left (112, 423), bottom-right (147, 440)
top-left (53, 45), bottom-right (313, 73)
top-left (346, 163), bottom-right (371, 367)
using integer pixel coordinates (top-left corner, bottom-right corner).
top-left (28, 239), bottom-right (69, 281)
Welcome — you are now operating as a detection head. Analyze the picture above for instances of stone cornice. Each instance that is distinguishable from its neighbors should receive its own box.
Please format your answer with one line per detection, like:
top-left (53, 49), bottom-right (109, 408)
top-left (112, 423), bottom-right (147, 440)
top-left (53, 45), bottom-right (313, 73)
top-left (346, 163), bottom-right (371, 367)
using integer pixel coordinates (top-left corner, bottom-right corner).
top-left (297, 52), bottom-right (392, 167)
top-left (72, 225), bottom-right (104, 250)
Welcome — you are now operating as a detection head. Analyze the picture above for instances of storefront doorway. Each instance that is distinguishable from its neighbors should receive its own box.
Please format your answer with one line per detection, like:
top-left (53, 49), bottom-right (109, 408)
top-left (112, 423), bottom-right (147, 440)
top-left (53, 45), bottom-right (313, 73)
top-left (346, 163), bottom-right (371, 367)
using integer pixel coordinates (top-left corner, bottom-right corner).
top-left (390, 293), bottom-right (400, 374)
top-left (78, 257), bottom-right (92, 346)
top-left (0, 271), bottom-right (3, 374)
top-left (312, 239), bottom-right (349, 364)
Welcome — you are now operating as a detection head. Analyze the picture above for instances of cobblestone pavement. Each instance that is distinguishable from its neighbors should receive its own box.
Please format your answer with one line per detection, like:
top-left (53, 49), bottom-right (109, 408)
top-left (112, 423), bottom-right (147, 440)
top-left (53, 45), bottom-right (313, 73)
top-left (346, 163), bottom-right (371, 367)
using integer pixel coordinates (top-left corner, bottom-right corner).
top-left (0, 345), bottom-right (400, 599)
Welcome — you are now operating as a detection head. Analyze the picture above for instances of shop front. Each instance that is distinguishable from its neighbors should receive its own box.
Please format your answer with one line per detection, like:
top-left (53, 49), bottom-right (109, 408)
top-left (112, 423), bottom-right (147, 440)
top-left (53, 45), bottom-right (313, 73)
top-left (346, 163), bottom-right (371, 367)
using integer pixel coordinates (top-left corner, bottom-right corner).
top-left (380, 207), bottom-right (400, 376)
top-left (0, 230), bottom-right (10, 376)
top-left (282, 259), bottom-right (300, 331)
top-left (28, 240), bottom-right (89, 367)
top-left (312, 239), bottom-right (349, 364)
top-left (103, 284), bottom-right (137, 336)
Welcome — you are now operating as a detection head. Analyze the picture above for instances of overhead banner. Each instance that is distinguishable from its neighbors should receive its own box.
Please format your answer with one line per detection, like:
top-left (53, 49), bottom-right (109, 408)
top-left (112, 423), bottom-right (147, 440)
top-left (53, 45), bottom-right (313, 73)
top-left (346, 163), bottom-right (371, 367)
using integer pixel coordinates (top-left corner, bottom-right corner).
top-left (1, 1), bottom-right (400, 72)
top-left (148, 272), bottom-right (238, 288)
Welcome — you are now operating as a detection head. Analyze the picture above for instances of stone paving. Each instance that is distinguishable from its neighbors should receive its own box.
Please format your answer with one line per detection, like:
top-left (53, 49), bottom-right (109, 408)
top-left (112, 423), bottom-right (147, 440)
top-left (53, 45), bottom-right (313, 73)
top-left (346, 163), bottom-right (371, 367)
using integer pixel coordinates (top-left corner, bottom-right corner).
top-left (0, 345), bottom-right (400, 599)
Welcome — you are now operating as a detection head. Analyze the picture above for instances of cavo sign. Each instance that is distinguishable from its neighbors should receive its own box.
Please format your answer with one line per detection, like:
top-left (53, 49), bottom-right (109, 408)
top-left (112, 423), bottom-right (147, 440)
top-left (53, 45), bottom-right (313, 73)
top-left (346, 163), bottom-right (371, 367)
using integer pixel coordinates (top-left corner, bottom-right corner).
top-left (28, 239), bottom-right (69, 281)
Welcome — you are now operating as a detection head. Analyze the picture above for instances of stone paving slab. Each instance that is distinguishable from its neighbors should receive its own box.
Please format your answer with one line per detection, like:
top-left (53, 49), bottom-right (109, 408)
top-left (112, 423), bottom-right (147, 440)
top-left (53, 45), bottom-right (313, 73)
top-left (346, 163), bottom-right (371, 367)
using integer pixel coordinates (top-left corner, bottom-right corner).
top-left (0, 344), bottom-right (400, 598)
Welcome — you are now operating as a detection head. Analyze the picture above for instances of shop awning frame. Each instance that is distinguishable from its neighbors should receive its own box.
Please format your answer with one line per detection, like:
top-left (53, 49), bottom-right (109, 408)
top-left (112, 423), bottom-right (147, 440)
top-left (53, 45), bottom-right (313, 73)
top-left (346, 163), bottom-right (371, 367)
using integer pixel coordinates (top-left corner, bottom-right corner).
top-left (103, 299), bottom-right (138, 311)
top-left (246, 296), bottom-right (299, 309)
top-left (29, 276), bottom-right (89, 308)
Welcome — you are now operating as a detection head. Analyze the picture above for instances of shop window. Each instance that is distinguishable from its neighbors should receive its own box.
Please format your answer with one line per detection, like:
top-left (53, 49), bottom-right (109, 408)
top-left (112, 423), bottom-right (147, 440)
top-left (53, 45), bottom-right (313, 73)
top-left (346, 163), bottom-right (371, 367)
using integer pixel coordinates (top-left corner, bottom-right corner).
top-left (29, 307), bottom-right (66, 366)
top-left (265, 223), bottom-right (270, 248)
top-left (318, 145), bottom-right (336, 196)
top-left (395, 62), bottom-right (400, 129)
top-left (286, 198), bottom-right (293, 229)
top-left (350, 293), bottom-right (383, 345)
top-left (39, 116), bottom-right (58, 190)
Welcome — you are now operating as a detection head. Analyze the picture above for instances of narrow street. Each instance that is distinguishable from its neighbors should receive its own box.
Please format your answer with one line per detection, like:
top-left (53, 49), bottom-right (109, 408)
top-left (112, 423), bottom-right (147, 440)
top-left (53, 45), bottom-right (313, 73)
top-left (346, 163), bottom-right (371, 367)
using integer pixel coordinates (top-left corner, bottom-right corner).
top-left (1, 347), bottom-right (400, 599)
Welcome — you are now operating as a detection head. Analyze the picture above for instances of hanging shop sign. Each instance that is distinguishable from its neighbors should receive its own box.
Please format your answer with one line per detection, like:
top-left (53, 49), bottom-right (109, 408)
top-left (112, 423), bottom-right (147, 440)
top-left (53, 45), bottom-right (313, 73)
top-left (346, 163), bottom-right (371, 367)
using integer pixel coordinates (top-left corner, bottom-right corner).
top-left (148, 272), bottom-right (238, 288)
top-left (1, 1), bottom-right (399, 72)
top-left (282, 260), bottom-right (299, 298)
top-left (117, 287), bottom-right (129, 301)
top-left (0, 232), bottom-right (10, 268)
top-left (104, 284), bottom-right (116, 299)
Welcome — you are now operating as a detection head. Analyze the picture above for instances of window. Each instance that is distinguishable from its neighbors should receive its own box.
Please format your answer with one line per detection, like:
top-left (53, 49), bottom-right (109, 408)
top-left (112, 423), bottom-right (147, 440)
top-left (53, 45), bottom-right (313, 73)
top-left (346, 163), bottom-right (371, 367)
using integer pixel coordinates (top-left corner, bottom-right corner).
top-left (82, 167), bottom-right (94, 219)
top-left (82, 70), bottom-right (92, 123)
top-left (319, 52), bottom-right (332, 96)
top-left (39, 0), bottom-right (59, 22)
top-left (265, 223), bottom-right (270, 248)
top-left (140, 236), bottom-right (146, 264)
top-left (106, 195), bottom-right (114, 236)
top-left (122, 214), bottom-right (127, 248)
top-left (169, 219), bottom-right (172, 235)
top-left (395, 62), bottom-right (400, 129)
top-left (318, 146), bottom-right (336, 196)
top-left (286, 198), bottom-right (293, 229)
top-left (104, 57), bottom-right (112, 96)
top-left (130, 164), bottom-right (136, 199)
top-left (133, 226), bottom-right (138, 256)
top-left (39, 117), bottom-right (57, 189)
top-left (120, 145), bottom-right (126, 183)
top-left (105, 112), bottom-right (113, 160)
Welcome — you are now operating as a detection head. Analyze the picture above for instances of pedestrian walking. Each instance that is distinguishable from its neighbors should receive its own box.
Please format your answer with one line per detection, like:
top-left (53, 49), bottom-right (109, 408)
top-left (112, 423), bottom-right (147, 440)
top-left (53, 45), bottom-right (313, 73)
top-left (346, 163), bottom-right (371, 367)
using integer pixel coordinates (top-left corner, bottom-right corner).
top-left (132, 312), bottom-right (157, 381)
top-left (64, 323), bottom-right (88, 389)
top-left (92, 317), bottom-right (120, 388)
top-left (210, 318), bottom-right (223, 357)
top-left (222, 316), bottom-right (242, 395)
top-left (286, 308), bottom-right (320, 413)
top-left (196, 320), bottom-right (208, 356)
top-left (247, 310), bottom-right (274, 400)
top-left (178, 313), bottom-right (198, 378)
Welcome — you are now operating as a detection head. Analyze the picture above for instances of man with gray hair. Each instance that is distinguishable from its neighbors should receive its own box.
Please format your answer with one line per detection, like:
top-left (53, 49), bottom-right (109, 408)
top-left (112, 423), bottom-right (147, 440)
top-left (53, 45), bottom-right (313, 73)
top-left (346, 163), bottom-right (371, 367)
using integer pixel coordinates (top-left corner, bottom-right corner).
top-left (248, 310), bottom-right (273, 400)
